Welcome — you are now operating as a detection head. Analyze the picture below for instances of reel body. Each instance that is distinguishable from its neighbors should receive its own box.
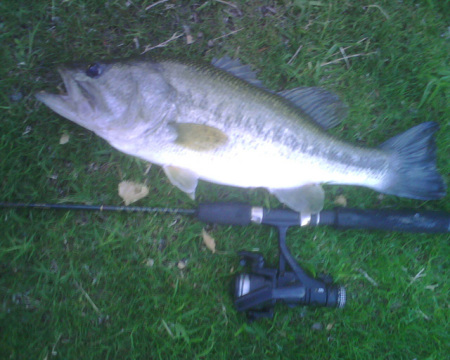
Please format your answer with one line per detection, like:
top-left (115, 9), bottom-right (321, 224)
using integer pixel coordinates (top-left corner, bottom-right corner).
top-left (233, 223), bottom-right (346, 320)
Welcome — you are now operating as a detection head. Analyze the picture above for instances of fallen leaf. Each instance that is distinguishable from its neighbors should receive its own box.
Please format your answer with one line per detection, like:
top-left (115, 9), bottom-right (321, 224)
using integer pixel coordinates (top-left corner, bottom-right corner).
top-left (118, 181), bottom-right (149, 205)
top-left (144, 258), bottom-right (154, 267)
top-left (59, 133), bottom-right (70, 145)
top-left (186, 34), bottom-right (194, 44)
top-left (202, 229), bottom-right (216, 253)
top-left (334, 195), bottom-right (347, 207)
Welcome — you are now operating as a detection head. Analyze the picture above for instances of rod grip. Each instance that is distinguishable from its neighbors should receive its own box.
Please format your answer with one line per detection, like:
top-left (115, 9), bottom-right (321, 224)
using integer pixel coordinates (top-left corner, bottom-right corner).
top-left (320, 208), bottom-right (450, 233)
top-left (197, 203), bottom-right (253, 225)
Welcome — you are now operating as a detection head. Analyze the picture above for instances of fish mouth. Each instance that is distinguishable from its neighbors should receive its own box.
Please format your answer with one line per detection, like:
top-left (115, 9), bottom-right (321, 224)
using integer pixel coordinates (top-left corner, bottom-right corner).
top-left (35, 68), bottom-right (99, 129)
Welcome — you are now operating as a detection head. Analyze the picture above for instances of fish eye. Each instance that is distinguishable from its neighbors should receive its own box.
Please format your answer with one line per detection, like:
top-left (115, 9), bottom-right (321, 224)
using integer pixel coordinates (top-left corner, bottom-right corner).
top-left (86, 63), bottom-right (103, 78)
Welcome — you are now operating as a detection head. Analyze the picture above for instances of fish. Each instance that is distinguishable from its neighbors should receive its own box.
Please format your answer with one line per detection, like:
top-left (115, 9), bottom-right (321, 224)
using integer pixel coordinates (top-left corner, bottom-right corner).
top-left (35, 56), bottom-right (446, 213)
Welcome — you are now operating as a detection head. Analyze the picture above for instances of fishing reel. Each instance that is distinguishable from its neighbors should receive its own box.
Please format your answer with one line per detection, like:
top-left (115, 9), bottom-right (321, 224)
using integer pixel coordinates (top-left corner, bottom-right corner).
top-left (233, 222), bottom-right (346, 320)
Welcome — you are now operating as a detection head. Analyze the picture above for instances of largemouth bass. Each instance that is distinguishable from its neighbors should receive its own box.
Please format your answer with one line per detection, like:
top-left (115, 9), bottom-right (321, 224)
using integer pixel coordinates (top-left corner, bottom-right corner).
top-left (35, 56), bottom-right (446, 213)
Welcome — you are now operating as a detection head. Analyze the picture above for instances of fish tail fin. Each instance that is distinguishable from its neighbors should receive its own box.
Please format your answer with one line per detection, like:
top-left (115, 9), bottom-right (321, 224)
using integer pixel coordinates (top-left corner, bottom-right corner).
top-left (380, 122), bottom-right (446, 200)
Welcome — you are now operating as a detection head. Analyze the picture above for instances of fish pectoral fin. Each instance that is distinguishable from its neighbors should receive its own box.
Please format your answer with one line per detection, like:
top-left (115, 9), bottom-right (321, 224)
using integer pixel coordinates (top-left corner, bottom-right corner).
top-left (163, 165), bottom-right (199, 200)
top-left (270, 184), bottom-right (325, 214)
top-left (170, 123), bottom-right (228, 151)
top-left (277, 87), bottom-right (348, 130)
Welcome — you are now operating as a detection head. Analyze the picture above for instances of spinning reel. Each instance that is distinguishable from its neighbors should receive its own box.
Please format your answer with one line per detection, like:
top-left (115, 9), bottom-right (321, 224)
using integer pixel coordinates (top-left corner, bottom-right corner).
top-left (233, 219), bottom-right (345, 320)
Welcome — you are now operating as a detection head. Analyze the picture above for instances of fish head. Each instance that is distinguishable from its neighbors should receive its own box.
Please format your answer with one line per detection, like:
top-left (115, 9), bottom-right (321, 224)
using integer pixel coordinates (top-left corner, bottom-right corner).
top-left (35, 59), bottom-right (175, 140)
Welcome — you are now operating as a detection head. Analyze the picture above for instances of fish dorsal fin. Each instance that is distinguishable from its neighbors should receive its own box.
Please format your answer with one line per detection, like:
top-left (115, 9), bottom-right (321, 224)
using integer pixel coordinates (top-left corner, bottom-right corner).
top-left (278, 87), bottom-right (348, 130)
top-left (171, 123), bottom-right (229, 151)
top-left (211, 56), bottom-right (266, 89)
top-left (212, 57), bottom-right (347, 129)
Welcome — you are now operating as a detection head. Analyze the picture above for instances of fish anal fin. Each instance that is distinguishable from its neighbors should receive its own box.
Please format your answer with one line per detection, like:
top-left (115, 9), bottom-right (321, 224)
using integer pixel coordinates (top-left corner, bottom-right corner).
top-left (270, 184), bottom-right (325, 214)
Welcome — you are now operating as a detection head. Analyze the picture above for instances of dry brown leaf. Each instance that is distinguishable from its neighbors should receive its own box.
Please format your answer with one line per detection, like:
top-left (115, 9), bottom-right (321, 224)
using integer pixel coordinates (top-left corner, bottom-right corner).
top-left (186, 34), bottom-right (194, 44)
top-left (334, 195), bottom-right (347, 207)
top-left (144, 258), bottom-right (154, 267)
top-left (202, 228), bottom-right (216, 253)
top-left (59, 133), bottom-right (70, 145)
top-left (118, 181), bottom-right (149, 205)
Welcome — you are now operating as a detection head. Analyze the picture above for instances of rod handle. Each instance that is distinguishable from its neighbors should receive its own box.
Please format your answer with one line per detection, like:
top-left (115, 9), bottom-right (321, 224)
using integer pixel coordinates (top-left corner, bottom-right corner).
top-left (197, 203), bottom-right (253, 225)
top-left (320, 208), bottom-right (450, 233)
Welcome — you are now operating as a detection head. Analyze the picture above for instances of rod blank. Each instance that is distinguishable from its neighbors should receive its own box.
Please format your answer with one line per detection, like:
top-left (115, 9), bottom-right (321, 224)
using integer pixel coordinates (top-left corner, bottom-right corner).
top-left (0, 202), bottom-right (196, 215)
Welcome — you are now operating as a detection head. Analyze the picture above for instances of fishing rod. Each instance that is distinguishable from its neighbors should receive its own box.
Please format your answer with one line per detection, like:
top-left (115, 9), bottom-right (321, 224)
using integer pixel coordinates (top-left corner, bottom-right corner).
top-left (1, 201), bottom-right (449, 320)
top-left (1, 201), bottom-right (448, 233)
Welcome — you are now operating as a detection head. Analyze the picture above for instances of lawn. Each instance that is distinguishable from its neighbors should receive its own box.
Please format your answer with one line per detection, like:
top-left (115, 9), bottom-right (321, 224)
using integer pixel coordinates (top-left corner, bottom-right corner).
top-left (1, 0), bottom-right (448, 359)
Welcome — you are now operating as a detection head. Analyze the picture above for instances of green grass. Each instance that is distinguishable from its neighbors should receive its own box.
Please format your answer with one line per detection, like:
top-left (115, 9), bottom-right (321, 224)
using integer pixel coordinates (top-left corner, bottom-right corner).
top-left (1, 0), bottom-right (449, 358)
